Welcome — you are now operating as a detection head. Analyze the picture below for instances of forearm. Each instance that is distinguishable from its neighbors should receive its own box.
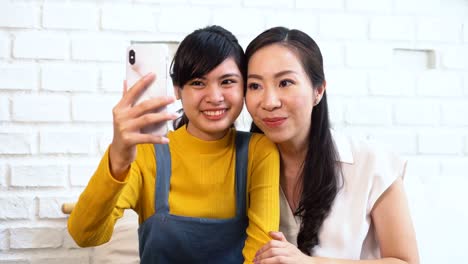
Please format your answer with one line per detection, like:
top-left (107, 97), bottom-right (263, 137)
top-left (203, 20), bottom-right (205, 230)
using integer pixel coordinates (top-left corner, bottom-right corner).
top-left (311, 257), bottom-right (415, 264)
top-left (68, 149), bottom-right (129, 247)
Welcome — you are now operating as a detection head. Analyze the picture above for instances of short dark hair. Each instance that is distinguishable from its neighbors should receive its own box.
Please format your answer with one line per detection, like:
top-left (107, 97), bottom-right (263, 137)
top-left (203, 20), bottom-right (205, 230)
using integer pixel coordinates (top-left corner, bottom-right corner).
top-left (246, 27), bottom-right (342, 255)
top-left (170, 25), bottom-right (246, 129)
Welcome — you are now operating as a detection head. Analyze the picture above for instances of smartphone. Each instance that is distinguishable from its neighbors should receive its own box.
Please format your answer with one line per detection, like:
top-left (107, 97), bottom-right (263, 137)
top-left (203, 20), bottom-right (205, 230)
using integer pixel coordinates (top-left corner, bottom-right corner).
top-left (126, 42), bottom-right (170, 136)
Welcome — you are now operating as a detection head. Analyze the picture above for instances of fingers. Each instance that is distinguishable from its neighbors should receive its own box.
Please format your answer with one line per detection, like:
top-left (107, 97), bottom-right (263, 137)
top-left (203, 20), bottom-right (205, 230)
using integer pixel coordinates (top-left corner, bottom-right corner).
top-left (127, 96), bottom-right (176, 119)
top-left (120, 73), bottom-right (156, 107)
top-left (123, 79), bottom-right (128, 95)
top-left (256, 240), bottom-right (287, 258)
top-left (121, 132), bottom-right (170, 146)
top-left (127, 112), bottom-right (178, 133)
top-left (114, 112), bottom-right (177, 142)
top-left (269, 231), bottom-right (288, 242)
top-left (254, 246), bottom-right (289, 264)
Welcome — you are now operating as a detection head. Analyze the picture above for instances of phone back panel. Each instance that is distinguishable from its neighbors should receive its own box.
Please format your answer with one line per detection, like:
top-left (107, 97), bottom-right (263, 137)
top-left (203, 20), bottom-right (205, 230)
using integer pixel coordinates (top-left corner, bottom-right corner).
top-left (126, 43), bottom-right (169, 135)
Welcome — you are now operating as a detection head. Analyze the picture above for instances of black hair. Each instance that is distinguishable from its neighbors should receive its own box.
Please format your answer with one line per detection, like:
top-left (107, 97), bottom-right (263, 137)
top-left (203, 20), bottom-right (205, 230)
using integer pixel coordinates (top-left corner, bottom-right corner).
top-left (246, 27), bottom-right (342, 255)
top-left (170, 25), bottom-right (246, 129)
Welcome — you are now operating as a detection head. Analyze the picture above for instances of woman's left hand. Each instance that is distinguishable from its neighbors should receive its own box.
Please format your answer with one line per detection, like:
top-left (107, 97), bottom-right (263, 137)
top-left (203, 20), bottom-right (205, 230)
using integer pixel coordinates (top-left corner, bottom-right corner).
top-left (253, 231), bottom-right (314, 264)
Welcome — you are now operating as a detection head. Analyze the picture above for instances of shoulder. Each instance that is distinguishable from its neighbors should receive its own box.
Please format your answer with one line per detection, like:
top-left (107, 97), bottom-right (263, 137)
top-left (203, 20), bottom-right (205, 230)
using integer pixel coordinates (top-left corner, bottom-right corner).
top-left (247, 132), bottom-right (278, 152)
top-left (333, 131), bottom-right (406, 171)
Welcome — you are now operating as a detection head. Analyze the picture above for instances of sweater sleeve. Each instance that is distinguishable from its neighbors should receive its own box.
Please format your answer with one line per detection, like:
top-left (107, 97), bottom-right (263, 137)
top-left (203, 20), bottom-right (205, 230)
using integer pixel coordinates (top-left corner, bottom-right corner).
top-left (67, 146), bottom-right (144, 247)
top-left (243, 134), bottom-right (280, 263)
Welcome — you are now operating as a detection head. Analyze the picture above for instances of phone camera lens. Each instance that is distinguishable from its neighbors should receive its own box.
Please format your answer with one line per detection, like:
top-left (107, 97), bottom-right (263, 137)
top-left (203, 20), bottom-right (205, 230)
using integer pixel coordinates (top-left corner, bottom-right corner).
top-left (129, 49), bottom-right (136, 65)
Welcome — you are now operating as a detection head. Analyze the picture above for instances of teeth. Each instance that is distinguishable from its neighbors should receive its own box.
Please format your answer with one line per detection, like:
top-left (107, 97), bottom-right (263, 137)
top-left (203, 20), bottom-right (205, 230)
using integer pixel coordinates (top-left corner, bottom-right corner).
top-left (204, 110), bottom-right (225, 116)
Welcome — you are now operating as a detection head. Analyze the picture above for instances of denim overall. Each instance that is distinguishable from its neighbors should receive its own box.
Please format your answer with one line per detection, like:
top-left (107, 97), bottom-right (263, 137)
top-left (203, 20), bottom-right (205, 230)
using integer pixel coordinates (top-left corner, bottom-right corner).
top-left (138, 132), bottom-right (251, 264)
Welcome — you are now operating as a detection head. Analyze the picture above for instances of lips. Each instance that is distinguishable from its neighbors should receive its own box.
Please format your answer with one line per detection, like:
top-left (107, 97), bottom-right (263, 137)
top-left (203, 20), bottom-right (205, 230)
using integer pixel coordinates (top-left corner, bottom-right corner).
top-left (262, 117), bottom-right (286, 128)
top-left (202, 109), bottom-right (228, 120)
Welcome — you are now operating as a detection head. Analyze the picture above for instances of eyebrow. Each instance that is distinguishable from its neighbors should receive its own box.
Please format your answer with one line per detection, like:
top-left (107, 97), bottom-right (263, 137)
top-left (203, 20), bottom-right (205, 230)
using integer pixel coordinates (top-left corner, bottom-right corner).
top-left (248, 70), bottom-right (298, 80)
top-left (219, 73), bottom-right (242, 80)
top-left (194, 73), bottom-right (241, 80)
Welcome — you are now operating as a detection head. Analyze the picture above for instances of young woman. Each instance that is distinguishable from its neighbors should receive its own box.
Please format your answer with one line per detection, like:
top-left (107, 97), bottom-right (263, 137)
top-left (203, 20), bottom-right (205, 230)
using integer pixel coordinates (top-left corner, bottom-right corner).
top-left (245, 27), bottom-right (419, 264)
top-left (68, 25), bottom-right (279, 264)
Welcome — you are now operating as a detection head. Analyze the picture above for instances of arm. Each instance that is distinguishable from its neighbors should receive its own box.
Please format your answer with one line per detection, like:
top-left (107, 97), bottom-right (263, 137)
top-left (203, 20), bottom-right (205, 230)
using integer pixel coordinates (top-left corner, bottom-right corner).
top-left (253, 178), bottom-right (419, 264)
top-left (68, 74), bottom-right (176, 247)
top-left (243, 135), bottom-right (281, 263)
top-left (67, 148), bottom-right (140, 247)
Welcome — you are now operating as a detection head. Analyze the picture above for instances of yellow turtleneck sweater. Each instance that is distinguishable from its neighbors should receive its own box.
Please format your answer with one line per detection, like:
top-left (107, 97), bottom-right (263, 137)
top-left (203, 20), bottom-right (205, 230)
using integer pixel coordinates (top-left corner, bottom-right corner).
top-left (68, 126), bottom-right (279, 263)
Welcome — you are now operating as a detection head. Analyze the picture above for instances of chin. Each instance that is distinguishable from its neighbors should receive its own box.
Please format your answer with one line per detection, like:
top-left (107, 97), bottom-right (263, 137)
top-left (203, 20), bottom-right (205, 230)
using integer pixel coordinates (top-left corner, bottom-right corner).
top-left (262, 130), bottom-right (291, 144)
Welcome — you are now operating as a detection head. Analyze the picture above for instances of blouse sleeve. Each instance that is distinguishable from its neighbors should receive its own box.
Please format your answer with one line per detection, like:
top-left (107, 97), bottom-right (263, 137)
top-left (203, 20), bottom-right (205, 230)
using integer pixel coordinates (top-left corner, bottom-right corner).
top-left (367, 143), bottom-right (408, 213)
top-left (67, 146), bottom-right (145, 247)
top-left (242, 134), bottom-right (280, 263)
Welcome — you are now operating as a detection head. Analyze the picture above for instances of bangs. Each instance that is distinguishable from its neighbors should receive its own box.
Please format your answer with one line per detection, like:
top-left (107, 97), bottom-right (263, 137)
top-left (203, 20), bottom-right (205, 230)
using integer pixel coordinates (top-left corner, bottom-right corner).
top-left (171, 31), bottom-right (237, 87)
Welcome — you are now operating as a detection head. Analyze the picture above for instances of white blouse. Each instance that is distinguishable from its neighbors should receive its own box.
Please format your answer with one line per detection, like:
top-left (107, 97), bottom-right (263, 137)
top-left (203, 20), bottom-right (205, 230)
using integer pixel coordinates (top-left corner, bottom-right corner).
top-left (279, 132), bottom-right (407, 259)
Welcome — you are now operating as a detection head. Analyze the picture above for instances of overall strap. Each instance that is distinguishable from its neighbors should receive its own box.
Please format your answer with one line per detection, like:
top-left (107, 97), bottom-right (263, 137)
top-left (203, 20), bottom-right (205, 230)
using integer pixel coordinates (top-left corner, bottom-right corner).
top-left (234, 131), bottom-right (251, 216)
top-left (154, 143), bottom-right (171, 214)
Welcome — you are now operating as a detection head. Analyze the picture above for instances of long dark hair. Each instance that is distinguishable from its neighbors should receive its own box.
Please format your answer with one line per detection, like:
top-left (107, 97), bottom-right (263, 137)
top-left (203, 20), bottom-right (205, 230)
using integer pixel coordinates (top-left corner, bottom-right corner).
top-left (170, 25), bottom-right (246, 129)
top-left (246, 27), bottom-right (342, 255)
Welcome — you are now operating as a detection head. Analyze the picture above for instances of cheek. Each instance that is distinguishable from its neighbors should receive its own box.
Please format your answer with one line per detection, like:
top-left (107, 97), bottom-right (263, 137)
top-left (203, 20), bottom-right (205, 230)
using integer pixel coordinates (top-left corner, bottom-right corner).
top-left (289, 95), bottom-right (313, 117)
top-left (228, 87), bottom-right (244, 107)
top-left (245, 92), bottom-right (259, 114)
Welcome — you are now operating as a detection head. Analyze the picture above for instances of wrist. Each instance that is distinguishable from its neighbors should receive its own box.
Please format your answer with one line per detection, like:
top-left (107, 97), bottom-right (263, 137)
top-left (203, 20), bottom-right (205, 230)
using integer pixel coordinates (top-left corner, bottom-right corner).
top-left (108, 145), bottom-right (131, 181)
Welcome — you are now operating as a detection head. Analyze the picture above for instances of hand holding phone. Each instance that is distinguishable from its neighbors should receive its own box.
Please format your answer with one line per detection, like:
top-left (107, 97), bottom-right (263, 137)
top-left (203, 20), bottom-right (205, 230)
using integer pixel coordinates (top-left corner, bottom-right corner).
top-left (126, 42), bottom-right (171, 136)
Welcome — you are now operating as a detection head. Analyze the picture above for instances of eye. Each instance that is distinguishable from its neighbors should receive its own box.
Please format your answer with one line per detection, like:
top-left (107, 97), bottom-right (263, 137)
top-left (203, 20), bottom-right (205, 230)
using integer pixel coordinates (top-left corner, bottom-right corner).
top-left (247, 82), bottom-right (261, 90)
top-left (221, 79), bottom-right (237, 85)
top-left (279, 79), bottom-right (294, 88)
top-left (189, 79), bottom-right (204, 87)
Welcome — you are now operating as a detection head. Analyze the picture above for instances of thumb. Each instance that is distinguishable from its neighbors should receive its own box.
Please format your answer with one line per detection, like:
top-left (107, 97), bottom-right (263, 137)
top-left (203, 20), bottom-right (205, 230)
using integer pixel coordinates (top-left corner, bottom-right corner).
top-left (269, 231), bottom-right (288, 242)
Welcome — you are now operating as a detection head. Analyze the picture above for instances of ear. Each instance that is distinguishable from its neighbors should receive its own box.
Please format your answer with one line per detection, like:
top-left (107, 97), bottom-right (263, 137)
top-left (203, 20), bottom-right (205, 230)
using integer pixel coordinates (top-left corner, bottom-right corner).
top-left (314, 80), bottom-right (326, 106)
top-left (173, 86), bottom-right (182, 100)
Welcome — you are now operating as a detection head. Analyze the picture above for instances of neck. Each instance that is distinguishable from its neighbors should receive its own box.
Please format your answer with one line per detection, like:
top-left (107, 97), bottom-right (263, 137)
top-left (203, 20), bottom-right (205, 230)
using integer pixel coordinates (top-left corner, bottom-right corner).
top-left (277, 139), bottom-right (308, 179)
top-left (277, 138), bottom-right (308, 212)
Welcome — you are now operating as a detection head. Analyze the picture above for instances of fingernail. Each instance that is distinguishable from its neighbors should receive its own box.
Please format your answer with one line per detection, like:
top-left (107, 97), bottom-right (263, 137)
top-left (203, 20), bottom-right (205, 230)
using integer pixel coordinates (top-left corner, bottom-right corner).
top-left (160, 137), bottom-right (169, 144)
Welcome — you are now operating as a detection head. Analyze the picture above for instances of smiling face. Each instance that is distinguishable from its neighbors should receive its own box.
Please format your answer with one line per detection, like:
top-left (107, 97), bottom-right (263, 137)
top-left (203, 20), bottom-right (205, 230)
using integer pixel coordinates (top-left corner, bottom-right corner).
top-left (246, 44), bottom-right (324, 147)
top-left (177, 57), bottom-right (244, 141)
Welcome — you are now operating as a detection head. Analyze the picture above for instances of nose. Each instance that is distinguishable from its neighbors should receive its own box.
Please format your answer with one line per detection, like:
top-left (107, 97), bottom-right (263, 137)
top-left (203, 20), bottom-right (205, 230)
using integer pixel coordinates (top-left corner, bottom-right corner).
top-left (205, 84), bottom-right (224, 104)
top-left (261, 88), bottom-right (281, 111)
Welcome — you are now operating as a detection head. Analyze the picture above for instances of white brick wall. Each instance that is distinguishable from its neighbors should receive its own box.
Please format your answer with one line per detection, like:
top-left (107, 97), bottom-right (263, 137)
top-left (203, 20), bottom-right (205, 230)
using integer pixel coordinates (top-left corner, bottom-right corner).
top-left (100, 64), bottom-right (125, 92)
top-left (38, 197), bottom-right (73, 219)
top-left (0, 96), bottom-right (10, 121)
top-left (13, 32), bottom-right (69, 60)
top-left (71, 34), bottom-right (127, 62)
top-left (370, 16), bottom-right (415, 41)
top-left (42, 3), bottom-right (98, 30)
top-left (39, 130), bottom-right (96, 154)
top-left (394, 101), bottom-right (439, 126)
top-left (319, 15), bottom-right (367, 40)
top-left (418, 131), bottom-right (463, 155)
top-left (0, 63), bottom-right (39, 90)
top-left (296, 0), bottom-right (343, 9)
top-left (71, 94), bottom-right (120, 122)
top-left (417, 71), bottom-right (463, 96)
top-left (10, 165), bottom-right (67, 187)
top-left (159, 7), bottom-right (211, 34)
top-left (10, 228), bottom-right (63, 249)
top-left (0, 0), bottom-right (467, 263)
top-left (347, 0), bottom-right (392, 13)
top-left (345, 99), bottom-right (393, 125)
top-left (70, 163), bottom-right (97, 187)
top-left (41, 64), bottom-right (99, 92)
top-left (0, 164), bottom-right (6, 187)
top-left (0, 133), bottom-right (34, 155)
top-left (0, 3), bottom-right (39, 29)
top-left (12, 94), bottom-right (70, 122)
top-left (0, 32), bottom-right (9, 58)
top-left (0, 197), bottom-right (34, 220)
top-left (101, 5), bottom-right (157, 32)
top-left (0, 228), bottom-right (8, 250)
